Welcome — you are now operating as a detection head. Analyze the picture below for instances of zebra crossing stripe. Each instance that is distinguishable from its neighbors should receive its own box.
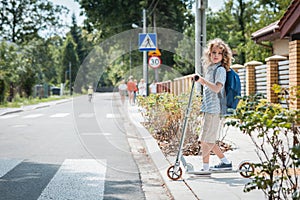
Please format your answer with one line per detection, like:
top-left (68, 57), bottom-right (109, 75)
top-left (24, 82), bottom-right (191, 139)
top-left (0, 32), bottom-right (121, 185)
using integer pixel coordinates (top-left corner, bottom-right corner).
top-left (38, 159), bottom-right (106, 200)
top-left (50, 113), bottom-right (70, 118)
top-left (78, 113), bottom-right (95, 118)
top-left (0, 158), bottom-right (23, 178)
top-left (106, 113), bottom-right (121, 118)
top-left (23, 114), bottom-right (44, 118)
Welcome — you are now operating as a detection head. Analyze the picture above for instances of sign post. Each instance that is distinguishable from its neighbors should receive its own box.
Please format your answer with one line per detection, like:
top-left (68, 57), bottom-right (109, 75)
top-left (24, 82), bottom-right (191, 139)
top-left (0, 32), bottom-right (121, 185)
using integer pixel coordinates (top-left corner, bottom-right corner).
top-left (138, 21), bottom-right (157, 95)
top-left (148, 56), bottom-right (161, 69)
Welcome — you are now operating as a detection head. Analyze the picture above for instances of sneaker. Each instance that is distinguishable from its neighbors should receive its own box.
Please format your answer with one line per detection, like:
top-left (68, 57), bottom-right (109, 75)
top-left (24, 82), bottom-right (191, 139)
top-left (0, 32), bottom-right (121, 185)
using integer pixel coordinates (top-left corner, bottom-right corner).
top-left (210, 162), bottom-right (232, 171)
top-left (200, 169), bottom-right (210, 172)
top-left (197, 169), bottom-right (211, 175)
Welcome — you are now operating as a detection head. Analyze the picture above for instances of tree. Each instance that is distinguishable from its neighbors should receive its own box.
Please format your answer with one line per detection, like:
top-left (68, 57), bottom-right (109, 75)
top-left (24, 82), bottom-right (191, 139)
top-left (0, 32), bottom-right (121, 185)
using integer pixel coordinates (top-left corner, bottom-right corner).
top-left (61, 35), bottom-right (79, 93)
top-left (0, 41), bottom-right (19, 101)
top-left (76, 0), bottom-right (142, 38)
top-left (205, 0), bottom-right (291, 64)
top-left (76, 0), bottom-right (193, 85)
top-left (45, 36), bottom-right (65, 85)
top-left (69, 13), bottom-right (91, 65)
top-left (0, 0), bottom-right (68, 44)
top-left (76, 0), bottom-right (192, 37)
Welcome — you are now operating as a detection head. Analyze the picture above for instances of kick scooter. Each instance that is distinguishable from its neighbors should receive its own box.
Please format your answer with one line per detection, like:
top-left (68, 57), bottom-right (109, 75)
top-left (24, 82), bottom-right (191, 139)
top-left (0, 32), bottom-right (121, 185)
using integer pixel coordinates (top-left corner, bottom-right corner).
top-left (166, 79), bottom-right (254, 180)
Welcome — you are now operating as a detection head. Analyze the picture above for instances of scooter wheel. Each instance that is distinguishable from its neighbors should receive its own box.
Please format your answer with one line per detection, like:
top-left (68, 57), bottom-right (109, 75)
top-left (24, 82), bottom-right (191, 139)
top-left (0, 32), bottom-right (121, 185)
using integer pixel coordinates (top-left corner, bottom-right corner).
top-left (239, 162), bottom-right (254, 178)
top-left (167, 165), bottom-right (183, 180)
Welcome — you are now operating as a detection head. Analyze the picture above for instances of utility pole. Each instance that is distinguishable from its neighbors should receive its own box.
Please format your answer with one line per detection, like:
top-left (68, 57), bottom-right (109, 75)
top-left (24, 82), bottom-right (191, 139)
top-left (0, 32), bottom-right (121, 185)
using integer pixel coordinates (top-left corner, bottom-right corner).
top-left (195, 0), bottom-right (207, 93)
top-left (142, 9), bottom-right (148, 96)
top-left (69, 62), bottom-right (72, 95)
top-left (153, 11), bottom-right (159, 82)
top-left (129, 37), bottom-right (132, 76)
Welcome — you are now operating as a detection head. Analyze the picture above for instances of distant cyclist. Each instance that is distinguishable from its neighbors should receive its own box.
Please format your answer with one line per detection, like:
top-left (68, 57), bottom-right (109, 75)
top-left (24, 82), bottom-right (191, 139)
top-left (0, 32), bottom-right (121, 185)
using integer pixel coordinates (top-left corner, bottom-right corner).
top-left (88, 85), bottom-right (94, 102)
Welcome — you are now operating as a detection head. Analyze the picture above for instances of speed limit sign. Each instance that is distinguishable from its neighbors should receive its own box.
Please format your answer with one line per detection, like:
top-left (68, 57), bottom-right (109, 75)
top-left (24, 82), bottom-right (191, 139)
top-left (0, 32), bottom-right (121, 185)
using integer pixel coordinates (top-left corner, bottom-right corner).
top-left (148, 56), bottom-right (161, 69)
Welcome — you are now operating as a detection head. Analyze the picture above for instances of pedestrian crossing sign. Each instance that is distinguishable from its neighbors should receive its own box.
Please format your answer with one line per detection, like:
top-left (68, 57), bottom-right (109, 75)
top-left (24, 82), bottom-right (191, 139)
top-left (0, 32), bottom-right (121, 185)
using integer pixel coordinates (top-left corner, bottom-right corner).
top-left (139, 33), bottom-right (156, 51)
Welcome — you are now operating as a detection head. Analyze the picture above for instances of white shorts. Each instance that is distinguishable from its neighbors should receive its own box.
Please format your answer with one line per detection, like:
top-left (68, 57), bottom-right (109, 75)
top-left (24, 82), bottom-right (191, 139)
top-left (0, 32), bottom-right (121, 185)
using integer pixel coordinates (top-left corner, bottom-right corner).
top-left (199, 113), bottom-right (221, 143)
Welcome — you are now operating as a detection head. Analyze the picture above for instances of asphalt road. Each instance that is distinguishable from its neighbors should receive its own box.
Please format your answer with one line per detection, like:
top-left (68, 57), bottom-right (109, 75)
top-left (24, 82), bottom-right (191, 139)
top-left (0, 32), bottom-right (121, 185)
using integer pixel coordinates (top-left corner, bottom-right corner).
top-left (0, 93), bottom-right (169, 200)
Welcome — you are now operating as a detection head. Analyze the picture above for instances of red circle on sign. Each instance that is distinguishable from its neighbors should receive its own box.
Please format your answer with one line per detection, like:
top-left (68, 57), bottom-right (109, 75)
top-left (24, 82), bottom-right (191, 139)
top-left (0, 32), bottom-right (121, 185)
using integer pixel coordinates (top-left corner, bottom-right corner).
top-left (148, 56), bottom-right (161, 69)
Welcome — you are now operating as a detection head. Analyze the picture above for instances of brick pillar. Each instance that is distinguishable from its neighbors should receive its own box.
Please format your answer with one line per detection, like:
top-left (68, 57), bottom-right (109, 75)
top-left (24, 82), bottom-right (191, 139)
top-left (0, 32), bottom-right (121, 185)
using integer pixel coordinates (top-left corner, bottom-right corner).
top-left (244, 61), bottom-right (262, 96)
top-left (265, 55), bottom-right (287, 103)
top-left (289, 40), bottom-right (300, 110)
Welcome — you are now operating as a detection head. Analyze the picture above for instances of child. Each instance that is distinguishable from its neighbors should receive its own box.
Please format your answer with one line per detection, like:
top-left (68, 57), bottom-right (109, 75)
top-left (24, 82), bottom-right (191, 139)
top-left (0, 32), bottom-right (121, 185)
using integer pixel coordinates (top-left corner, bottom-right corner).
top-left (194, 38), bottom-right (233, 171)
top-left (138, 79), bottom-right (146, 97)
top-left (118, 79), bottom-right (127, 105)
top-left (149, 80), bottom-right (157, 94)
top-left (87, 85), bottom-right (94, 102)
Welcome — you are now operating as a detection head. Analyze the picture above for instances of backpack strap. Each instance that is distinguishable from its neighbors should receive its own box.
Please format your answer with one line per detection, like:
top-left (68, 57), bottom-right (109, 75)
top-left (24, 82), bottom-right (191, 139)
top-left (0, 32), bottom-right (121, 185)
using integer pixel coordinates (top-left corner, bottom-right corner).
top-left (213, 64), bottom-right (227, 115)
top-left (213, 64), bottom-right (223, 83)
top-left (213, 64), bottom-right (224, 98)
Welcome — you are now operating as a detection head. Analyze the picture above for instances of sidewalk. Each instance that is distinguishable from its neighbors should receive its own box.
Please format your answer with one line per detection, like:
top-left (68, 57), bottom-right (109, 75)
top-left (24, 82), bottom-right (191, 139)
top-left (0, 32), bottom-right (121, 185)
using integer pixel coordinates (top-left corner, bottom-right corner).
top-left (126, 104), bottom-right (266, 200)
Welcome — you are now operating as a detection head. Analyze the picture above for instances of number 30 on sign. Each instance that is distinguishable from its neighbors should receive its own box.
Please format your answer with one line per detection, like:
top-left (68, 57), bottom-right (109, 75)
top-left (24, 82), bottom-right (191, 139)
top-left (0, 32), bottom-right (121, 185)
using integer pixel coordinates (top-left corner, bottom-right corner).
top-left (148, 56), bottom-right (161, 69)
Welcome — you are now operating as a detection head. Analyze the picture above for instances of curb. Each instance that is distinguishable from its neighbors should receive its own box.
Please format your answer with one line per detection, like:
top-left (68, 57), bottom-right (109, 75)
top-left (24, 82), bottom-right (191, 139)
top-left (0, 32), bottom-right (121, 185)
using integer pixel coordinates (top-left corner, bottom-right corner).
top-left (133, 115), bottom-right (198, 199)
top-left (0, 108), bottom-right (24, 116)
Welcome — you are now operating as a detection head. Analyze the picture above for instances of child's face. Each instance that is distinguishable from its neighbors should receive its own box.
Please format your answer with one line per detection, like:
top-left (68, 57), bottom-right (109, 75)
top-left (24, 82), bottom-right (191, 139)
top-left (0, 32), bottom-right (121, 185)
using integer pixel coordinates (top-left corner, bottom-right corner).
top-left (210, 45), bottom-right (223, 64)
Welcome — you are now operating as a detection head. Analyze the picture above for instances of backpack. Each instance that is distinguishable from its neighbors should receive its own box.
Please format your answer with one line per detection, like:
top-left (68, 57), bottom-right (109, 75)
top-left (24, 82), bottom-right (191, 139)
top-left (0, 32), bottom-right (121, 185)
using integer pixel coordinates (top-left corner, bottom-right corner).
top-left (214, 65), bottom-right (241, 115)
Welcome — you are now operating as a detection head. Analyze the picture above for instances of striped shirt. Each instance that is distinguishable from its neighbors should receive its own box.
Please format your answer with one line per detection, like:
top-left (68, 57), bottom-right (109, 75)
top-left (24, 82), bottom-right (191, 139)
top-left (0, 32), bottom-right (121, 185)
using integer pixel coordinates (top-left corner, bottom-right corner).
top-left (200, 63), bottom-right (226, 114)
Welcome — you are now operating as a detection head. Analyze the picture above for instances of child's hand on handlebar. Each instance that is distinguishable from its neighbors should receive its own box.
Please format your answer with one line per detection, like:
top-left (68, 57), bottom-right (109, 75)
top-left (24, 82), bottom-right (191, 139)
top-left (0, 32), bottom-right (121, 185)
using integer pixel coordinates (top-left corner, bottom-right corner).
top-left (192, 74), bottom-right (207, 86)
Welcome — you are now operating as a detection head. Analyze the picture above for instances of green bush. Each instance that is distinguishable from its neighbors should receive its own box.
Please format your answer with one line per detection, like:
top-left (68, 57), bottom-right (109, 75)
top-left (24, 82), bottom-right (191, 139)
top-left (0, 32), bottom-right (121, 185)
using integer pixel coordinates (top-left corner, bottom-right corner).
top-left (226, 93), bottom-right (300, 199)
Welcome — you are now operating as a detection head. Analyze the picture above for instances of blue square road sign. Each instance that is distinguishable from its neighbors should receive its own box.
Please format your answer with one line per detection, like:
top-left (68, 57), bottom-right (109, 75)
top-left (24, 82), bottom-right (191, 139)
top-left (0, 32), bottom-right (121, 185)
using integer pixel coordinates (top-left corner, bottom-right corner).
top-left (139, 33), bottom-right (157, 51)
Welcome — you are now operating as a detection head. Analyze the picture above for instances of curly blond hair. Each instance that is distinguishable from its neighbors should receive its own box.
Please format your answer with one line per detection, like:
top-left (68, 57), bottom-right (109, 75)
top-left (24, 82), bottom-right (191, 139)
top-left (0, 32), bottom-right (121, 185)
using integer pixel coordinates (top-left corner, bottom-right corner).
top-left (202, 38), bottom-right (232, 71)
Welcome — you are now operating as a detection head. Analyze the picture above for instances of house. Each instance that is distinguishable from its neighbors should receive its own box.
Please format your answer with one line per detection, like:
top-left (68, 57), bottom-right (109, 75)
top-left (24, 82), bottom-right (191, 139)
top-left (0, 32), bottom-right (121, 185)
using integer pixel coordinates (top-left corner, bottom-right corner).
top-left (249, 0), bottom-right (300, 110)
top-left (251, 0), bottom-right (300, 57)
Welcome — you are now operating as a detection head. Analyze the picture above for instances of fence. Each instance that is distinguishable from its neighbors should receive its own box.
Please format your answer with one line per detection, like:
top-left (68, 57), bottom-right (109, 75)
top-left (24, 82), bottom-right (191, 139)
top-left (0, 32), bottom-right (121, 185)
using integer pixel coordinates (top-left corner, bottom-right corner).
top-left (155, 56), bottom-right (298, 109)
top-left (239, 68), bottom-right (246, 97)
top-left (278, 60), bottom-right (290, 107)
top-left (255, 64), bottom-right (267, 96)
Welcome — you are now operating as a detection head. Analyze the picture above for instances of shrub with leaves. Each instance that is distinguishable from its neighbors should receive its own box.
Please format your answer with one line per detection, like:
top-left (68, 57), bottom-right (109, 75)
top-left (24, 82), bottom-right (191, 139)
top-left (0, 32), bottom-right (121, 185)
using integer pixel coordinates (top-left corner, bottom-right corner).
top-left (226, 93), bottom-right (300, 200)
top-left (137, 91), bottom-right (202, 156)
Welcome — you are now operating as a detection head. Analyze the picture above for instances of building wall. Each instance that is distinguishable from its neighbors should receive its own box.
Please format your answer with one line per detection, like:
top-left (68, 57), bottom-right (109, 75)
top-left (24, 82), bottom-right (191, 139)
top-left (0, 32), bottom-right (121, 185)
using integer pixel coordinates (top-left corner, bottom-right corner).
top-left (273, 39), bottom-right (289, 57)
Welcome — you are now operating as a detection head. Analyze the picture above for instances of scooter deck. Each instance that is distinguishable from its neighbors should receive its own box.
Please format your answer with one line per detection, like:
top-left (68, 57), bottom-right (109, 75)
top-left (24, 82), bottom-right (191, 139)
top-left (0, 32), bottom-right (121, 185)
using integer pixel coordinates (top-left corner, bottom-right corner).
top-left (188, 169), bottom-right (240, 176)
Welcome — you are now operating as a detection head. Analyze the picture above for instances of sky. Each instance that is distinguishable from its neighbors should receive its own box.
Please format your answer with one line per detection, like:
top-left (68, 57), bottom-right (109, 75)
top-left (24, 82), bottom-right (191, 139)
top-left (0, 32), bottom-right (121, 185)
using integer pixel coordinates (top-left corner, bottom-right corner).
top-left (49, 0), bottom-right (224, 28)
top-left (49, 0), bottom-right (85, 26)
top-left (209, 0), bottom-right (224, 11)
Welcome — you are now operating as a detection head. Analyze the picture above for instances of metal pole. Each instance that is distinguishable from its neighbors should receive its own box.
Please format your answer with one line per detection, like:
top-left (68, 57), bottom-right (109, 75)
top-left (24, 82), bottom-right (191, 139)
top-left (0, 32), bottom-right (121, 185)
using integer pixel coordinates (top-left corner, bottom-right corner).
top-left (69, 62), bottom-right (72, 95)
top-left (142, 9), bottom-right (148, 96)
top-left (195, 0), bottom-right (207, 93)
top-left (153, 10), bottom-right (159, 82)
top-left (130, 37), bottom-right (132, 76)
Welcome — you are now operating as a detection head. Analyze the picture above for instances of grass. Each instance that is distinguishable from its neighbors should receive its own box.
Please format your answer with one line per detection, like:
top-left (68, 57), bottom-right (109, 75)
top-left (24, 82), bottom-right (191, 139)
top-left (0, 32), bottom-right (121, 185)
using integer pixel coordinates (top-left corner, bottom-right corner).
top-left (0, 95), bottom-right (70, 108)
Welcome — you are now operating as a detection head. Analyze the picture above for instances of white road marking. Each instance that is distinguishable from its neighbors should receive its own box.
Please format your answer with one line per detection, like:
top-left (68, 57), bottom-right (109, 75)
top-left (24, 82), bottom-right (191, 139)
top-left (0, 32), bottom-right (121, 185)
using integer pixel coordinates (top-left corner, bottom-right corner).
top-left (38, 159), bottom-right (106, 200)
top-left (78, 113), bottom-right (95, 118)
top-left (81, 132), bottom-right (111, 136)
top-left (50, 113), bottom-right (70, 118)
top-left (106, 113), bottom-right (121, 118)
top-left (11, 124), bottom-right (29, 128)
top-left (0, 158), bottom-right (23, 178)
top-left (23, 114), bottom-right (44, 119)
